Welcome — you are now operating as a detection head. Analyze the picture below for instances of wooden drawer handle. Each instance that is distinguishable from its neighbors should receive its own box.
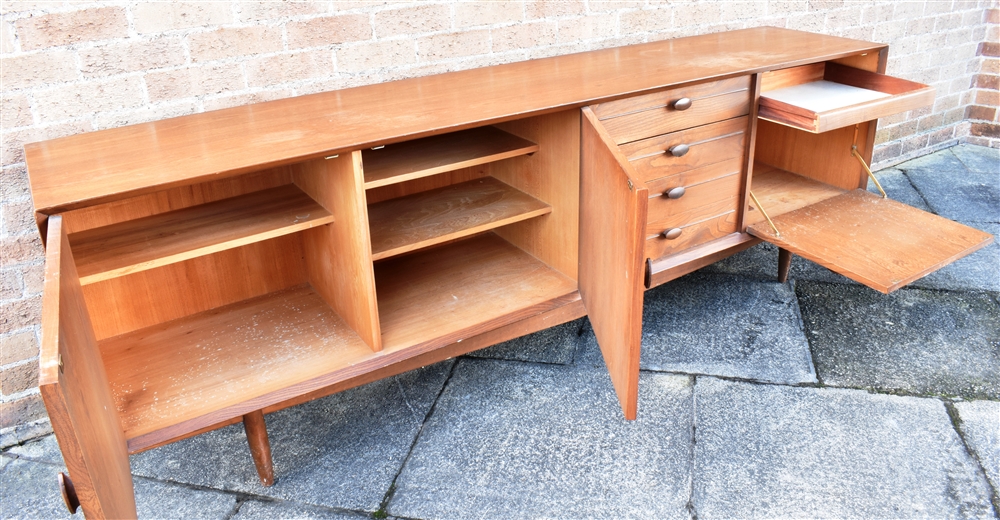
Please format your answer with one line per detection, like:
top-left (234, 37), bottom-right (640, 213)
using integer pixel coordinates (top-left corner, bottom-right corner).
top-left (662, 228), bottom-right (683, 240)
top-left (673, 97), bottom-right (692, 111)
top-left (58, 472), bottom-right (80, 514)
top-left (668, 144), bottom-right (689, 157)
top-left (665, 187), bottom-right (686, 199)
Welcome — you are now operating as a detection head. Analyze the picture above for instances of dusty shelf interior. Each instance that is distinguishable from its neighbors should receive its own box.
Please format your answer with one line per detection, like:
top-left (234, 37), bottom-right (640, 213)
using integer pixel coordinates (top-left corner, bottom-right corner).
top-left (98, 283), bottom-right (371, 442)
top-left (375, 232), bottom-right (577, 353)
top-left (746, 163), bottom-right (846, 225)
top-left (70, 185), bottom-right (333, 285)
top-left (367, 176), bottom-right (551, 261)
top-left (362, 126), bottom-right (539, 189)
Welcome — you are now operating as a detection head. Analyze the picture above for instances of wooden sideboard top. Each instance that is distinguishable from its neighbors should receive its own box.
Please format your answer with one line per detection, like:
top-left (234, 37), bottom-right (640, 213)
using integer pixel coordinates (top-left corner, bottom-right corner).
top-left (25, 27), bottom-right (883, 214)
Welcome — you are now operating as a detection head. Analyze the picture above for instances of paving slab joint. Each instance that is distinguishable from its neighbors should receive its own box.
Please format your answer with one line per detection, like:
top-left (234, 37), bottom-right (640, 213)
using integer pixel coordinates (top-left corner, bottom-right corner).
top-left (686, 375), bottom-right (699, 520)
top-left (376, 360), bottom-right (459, 518)
top-left (944, 400), bottom-right (1000, 514)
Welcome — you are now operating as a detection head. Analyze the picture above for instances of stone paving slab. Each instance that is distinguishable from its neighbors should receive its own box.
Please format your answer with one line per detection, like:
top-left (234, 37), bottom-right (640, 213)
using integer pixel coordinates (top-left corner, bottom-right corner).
top-left (467, 317), bottom-right (584, 365)
top-left (796, 282), bottom-right (1000, 399)
top-left (693, 377), bottom-right (996, 519)
top-left (631, 272), bottom-right (815, 384)
top-left (232, 499), bottom-right (372, 519)
top-left (388, 359), bottom-right (694, 520)
top-left (954, 400), bottom-right (1000, 496)
top-left (900, 149), bottom-right (999, 223)
top-left (915, 221), bottom-right (999, 292)
top-left (951, 144), bottom-right (1000, 176)
top-left (0, 451), bottom-right (236, 520)
top-left (131, 361), bottom-right (453, 513)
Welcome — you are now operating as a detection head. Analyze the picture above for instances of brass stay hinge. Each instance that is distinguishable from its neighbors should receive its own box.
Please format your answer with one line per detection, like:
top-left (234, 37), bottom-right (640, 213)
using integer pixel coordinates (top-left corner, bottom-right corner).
top-left (749, 190), bottom-right (780, 237)
top-left (852, 124), bottom-right (887, 199)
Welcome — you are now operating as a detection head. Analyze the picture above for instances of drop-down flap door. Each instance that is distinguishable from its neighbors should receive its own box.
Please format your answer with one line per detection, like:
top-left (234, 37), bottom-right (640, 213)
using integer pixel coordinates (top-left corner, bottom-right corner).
top-left (579, 107), bottom-right (648, 420)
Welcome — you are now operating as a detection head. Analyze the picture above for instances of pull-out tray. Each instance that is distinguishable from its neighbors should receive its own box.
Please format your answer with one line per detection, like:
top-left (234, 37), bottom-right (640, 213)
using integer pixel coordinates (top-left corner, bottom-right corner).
top-left (758, 63), bottom-right (935, 133)
top-left (747, 190), bottom-right (993, 293)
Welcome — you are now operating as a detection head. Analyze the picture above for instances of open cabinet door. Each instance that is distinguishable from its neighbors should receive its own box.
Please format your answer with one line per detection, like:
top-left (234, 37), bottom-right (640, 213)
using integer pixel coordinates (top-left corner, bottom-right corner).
top-left (748, 190), bottom-right (993, 293)
top-left (38, 215), bottom-right (137, 519)
top-left (579, 107), bottom-right (648, 420)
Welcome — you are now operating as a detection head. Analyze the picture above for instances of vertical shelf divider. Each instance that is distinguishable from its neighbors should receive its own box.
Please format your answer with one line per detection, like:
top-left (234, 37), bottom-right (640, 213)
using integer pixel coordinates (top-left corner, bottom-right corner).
top-left (294, 152), bottom-right (383, 352)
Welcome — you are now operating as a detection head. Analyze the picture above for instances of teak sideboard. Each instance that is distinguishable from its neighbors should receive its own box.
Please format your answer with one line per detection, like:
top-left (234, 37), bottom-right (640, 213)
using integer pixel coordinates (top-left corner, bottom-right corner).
top-left (24, 27), bottom-right (993, 518)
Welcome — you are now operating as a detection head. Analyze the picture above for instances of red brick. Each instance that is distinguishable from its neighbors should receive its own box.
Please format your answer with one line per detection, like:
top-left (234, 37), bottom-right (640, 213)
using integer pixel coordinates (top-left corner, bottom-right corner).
top-left (337, 39), bottom-right (416, 72)
top-left (0, 166), bottom-right (30, 202)
top-left (492, 21), bottom-right (557, 53)
top-left (237, 0), bottom-right (329, 23)
top-left (146, 64), bottom-right (245, 102)
top-left (970, 122), bottom-right (1000, 138)
top-left (975, 89), bottom-right (999, 106)
top-left (979, 42), bottom-right (1000, 57)
top-left (1, 21), bottom-right (15, 54)
top-left (246, 50), bottom-right (335, 88)
top-left (133, 2), bottom-right (233, 34)
top-left (189, 26), bottom-right (284, 63)
top-left (0, 235), bottom-right (42, 268)
top-left (0, 295), bottom-right (41, 334)
top-left (526, 0), bottom-right (586, 19)
top-left (0, 393), bottom-right (46, 428)
top-left (2, 120), bottom-right (92, 167)
top-left (0, 330), bottom-right (38, 365)
top-left (417, 30), bottom-right (490, 61)
top-left (455, 2), bottom-right (523, 28)
top-left (93, 102), bottom-right (199, 131)
top-left (973, 74), bottom-right (999, 90)
top-left (15, 7), bottom-right (128, 51)
top-left (0, 268), bottom-right (21, 300)
top-left (966, 105), bottom-right (997, 121)
top-left (558, 15), bottom-right (617, 42)
top-left (34, 76), bottom-right (144, 123)
top-left (375, 4), bottom-right (450, 38)
top-left (1, 362), bottom-right (38, 395)
top-left (19, 262), bottom-right (43, 296)
top-left (1, 93), bottom-right (32, 128)
top-left (872, 141), bottom-right (901, 164)
top-left (0, 50), bottom-right (79, 90)
top-left (81, 38), bottom-right (187, 77)
top-left (286, 15), bottom-right (371, 49)
top-left (2, 200), bottom-right (35, 236)
top-left (987, 8), bottom-right (999, 24)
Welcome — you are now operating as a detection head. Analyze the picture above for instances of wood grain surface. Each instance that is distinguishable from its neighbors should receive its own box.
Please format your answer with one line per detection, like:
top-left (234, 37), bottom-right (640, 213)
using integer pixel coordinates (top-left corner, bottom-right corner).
top-left (601, 89), bottom-right (750, 145)
top-left (621, 116), bottom-right (747, 182)
top-left (26, 27), bottom-right (885, 214)
top-left (645, 211), bottom-right (739, 259)
top-left (368, 176), bottom-right (551, 261)
top-left (362, 126), bottom-right (538, 189)
top-left (748, 190), bottom-right (994, 293)
top-left (70, 184), bottom-right (332, 285)
top-left (293, 152), bottom-right (382, 351)
top-left (579, 107), bottom-right (646, 420)
top-left (39, 216), bottom-right (137, 519)
top-left (375, 232), bottom-right (578, 353)
top-left (746, 163), bottom-right (846, 225)
top-left (646, 172), bottom-right (742, 233)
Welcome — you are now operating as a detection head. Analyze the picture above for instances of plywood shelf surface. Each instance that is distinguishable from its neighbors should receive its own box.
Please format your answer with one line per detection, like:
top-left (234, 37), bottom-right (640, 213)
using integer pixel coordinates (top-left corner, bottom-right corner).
top-left (367, 176), bottom-right (551, 261)
top-left (376, 233), bottom-right (578, 353)
top-left (99, 284), bottom-right (373, 443)
top-left (362, 126), bottom-right (539, 189)
top-left (746, 163), bottom-right (846, 225)
top-left (70, 185), bottom-right (333, 285)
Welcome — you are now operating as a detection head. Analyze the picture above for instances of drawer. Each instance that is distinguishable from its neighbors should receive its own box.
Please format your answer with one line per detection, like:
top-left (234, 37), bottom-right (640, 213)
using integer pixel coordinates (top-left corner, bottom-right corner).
top-left (621, 117), bottom-right (748, 183)
top-left (595, 76), bottom-right (751, 145)
top-left (645, 211), bottom-right (738, 259)
top-left (758, 62), bottom-right (934, 133)
top-left (646, 168), bottom-right (742, 234)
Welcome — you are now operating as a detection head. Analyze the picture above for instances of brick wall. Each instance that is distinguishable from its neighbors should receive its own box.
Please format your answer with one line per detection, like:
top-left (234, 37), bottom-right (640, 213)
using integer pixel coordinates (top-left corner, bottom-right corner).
top-left (964, 6), bottom-right (999, 147)
top-left (0, 1), bottom-right (994, 438)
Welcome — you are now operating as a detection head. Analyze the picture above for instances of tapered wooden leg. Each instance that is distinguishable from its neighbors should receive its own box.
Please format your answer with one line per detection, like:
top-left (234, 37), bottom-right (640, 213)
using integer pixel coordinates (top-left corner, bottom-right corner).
top-left (777, 248), bottom-right (793, 283)
top-left (242, 410), bottom-right (274, 486)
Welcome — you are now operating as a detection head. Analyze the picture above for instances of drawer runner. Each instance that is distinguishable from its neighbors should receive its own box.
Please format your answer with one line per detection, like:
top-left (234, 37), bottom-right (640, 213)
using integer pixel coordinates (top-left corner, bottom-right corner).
top-left (747, 190), bottom-right (993, 293)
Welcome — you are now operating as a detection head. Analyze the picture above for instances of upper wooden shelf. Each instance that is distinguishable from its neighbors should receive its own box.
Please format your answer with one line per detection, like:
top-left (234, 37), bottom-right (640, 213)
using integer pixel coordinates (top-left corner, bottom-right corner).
top-left (367, 176), bottom-right (551, 261)
top-left (25, 27), bottom-right (887, 214)
top-left (362, 126), bottom-right (538, 189)
top-left (70, 184), bottom-right (333, 285)
top-left (759, 62), bottom-right (934, 133)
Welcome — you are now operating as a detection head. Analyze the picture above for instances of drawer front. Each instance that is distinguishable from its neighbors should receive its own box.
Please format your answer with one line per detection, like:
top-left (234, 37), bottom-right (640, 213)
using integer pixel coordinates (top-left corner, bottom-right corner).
top-left (645, 211), bottom-right (738, 259)
top-left (596, 77), bottom-right (752, 145)
top-left (646, 169), bottom-right (742, 233)
top-left (622, 117), bottom-right (748, 183)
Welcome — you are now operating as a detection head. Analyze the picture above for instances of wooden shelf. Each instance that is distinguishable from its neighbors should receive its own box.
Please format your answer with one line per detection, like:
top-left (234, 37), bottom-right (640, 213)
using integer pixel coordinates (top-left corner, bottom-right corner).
top-left (376, 233), bottom-right (578, 353)
top-left (70, 185), bottom-right (333, 285)
top-left (368, 176), bottom-right (551, 261)
top-left (746, 163), bottom-right (845, 225)
top-left (99, 284), bottom-right (373, 443)
top-left (362, 126), bottom-right (539, 189)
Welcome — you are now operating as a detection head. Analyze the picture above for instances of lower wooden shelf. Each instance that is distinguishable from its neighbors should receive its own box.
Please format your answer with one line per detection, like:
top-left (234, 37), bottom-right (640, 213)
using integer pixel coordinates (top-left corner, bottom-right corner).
top-left (747, 162), bottom-right (845, 225)
top-left (376, 232), bottom-right (578, 353)
top-left (100, 283), bottom-right (373, 448)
